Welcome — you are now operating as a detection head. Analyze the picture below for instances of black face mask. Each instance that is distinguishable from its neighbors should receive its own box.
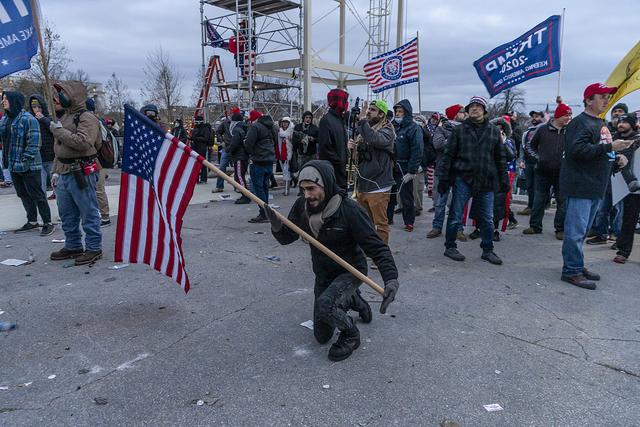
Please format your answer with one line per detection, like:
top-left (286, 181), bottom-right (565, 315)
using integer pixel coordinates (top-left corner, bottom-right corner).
top-left (57, 91), bottom-right (71, 108)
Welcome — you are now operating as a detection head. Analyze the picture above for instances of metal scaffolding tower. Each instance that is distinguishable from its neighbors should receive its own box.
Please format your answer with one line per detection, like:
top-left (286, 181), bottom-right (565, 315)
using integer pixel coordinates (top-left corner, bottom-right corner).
top-left (366, 0), bottom-right (392, 100)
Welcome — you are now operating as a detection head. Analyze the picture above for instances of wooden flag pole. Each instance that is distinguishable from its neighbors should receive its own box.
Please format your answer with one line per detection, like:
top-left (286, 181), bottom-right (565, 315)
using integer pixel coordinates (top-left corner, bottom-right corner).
top-left (202, 159), bottom-right (385, 295)
top-left (30, 0), bottom-right (55, 114)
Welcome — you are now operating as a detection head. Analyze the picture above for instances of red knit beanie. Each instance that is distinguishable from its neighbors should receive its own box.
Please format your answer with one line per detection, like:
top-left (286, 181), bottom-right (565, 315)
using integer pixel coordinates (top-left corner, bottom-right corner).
top-left (249, 110), bottom-right (262, 122)
top-left (554, 103), bottom-right (572, 119)
top-left (231, 106), bottom-right (241, 115)
top-left (444, 104), bottom-right (464, 120)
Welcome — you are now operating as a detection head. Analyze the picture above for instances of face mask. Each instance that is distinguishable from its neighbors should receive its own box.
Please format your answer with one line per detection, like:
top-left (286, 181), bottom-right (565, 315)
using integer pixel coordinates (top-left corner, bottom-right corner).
top-left (57, 91), bottom-right (71, 108)
top-left (393, 117), bottom-right (403, 124)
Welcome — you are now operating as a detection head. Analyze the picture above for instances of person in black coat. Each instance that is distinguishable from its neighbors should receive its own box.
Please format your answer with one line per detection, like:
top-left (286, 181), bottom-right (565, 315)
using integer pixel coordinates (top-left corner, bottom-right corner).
top-left (28, 94), bottom-right (55, 195)
top-left (292, 110), bottom-right (320, 168)
top-left (172, 118), bottom-right (188, 144)
top-left (265, 160), bottom-right (399, 362)
top-left (318, 89), bottom-right (349, 190)
top-left (227, 112), bottom-right (250, 204)
top-left (190, 116), bottom-right (212, 183)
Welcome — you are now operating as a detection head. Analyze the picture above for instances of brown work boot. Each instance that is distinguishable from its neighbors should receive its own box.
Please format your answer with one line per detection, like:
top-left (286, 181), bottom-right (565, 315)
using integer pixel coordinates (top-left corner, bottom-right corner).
top-left (426, 228), bottom-right (442, 239)
top-left (75, 250), bottom-right (103, 266)
top-left (561, 274), bottom-right (596, 290)
top-left (456, 231), bottom-right (467, 242)
top-left (517, 207), bottom-right (531, 215)
top-left (522, 227), bottom-right (542, 235)
top-left (50, 247), bottom-right (84, 261)
top-left (555, 231), bottom-right (564, 240)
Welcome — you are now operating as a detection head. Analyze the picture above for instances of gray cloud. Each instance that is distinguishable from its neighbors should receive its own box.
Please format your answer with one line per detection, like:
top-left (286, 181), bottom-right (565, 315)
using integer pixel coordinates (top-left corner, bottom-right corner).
top-left (40, 0), bottom-right (640, 115)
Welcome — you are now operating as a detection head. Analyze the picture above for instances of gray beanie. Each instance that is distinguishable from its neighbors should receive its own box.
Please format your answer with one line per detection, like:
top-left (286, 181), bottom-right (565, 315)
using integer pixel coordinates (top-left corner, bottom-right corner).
top-left (298, 165), bottom-right (324, 187)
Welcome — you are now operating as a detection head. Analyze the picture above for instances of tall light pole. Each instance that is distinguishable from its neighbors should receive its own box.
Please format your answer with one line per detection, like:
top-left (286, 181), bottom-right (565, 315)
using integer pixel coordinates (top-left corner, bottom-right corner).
top-left (393, 0), bottom-right (404, 104)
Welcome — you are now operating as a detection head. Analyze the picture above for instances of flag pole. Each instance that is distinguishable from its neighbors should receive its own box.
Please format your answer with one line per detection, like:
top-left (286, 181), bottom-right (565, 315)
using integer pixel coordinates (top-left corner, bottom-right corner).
top-left (416, 32), bottom-right (422, 113)
top-left (30, 0), bottom-right (55, 114)
top-left (202, 159), bottom-right (385, 295)
top-left (556, 8), bottom-right (566, 99)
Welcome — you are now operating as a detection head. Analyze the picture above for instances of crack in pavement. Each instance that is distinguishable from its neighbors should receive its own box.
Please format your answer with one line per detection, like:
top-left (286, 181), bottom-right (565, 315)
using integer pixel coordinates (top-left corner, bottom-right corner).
top-left (527, 300), bottom-right (587, 334)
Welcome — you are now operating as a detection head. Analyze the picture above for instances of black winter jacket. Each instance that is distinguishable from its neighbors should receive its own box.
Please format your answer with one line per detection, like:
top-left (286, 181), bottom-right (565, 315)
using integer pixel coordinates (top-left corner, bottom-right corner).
top-left (244, 116), bottom-right (276, 165)
top-left (528, 121), bottom-right (566, 173)
top-left (438, 118), bottom-right (508, 193)
top-left (190, 123), bottom-right (212, 156)
top-left (560, 112), bottom-right (614, 199)
top-left (391, 99), bottom-right (423, 174)
top-left (228, 119), bottom-right (249, 162)
top-left (318, 109), bottom-right (348, 188)
top-left (272, 160), bottom-right (398, 286)
top-left (292, 122), bottom-right (320, 156)
top-left (28, 94), bottom-right (55, 163)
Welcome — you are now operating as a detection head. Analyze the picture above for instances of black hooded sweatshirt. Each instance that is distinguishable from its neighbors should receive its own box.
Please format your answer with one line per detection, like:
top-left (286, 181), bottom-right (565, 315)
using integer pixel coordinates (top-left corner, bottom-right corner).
top-left (1, 91), bottom-right (26, 169)
top-left (28, 94), bottom-right (55, 163)
top-left (272, 160), bottom-right (398, 287)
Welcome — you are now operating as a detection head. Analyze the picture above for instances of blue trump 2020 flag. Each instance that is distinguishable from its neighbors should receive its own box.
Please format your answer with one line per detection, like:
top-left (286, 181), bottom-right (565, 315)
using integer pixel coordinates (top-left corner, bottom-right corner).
top-left (473, 15), bottom-right (562, 98)
top-left (0, 0), bottom-right (38, 79)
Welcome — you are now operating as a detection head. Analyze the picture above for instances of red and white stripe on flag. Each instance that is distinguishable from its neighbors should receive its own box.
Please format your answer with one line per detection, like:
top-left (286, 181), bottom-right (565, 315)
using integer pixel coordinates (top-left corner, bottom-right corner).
top-left (114, 132), bottom-right (203, 293)
top-left (364, 37), bottom-right (419, 94)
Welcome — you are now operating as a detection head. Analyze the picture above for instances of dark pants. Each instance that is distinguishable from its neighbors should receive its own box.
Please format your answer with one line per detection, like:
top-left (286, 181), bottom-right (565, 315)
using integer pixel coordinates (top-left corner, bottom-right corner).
top-left (530, 170), bottom-right (566, 232)
top-left (193, 143), bottom-right (209, 183)
top-left (249, 163), bottom-right (272, 216)
top-left (445, 177), bottom-right (494, 251)
top-left (234, 160), bottom-right (248, 189)
top-left (11, 170), bottom-right (51, 224)
top-left (616, 194), bottom-right (640, 258)
top-left (524, 159), bottom-right (537, 209)
top-left (592, 185), bottom-right (623, 238)
top-left (313, 273), bottom-right (360, 344)
top-left (387, 167), bottom-right (416, 226)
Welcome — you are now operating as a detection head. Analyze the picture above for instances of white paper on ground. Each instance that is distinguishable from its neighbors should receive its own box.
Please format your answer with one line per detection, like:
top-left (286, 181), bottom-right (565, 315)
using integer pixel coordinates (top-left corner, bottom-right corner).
top-left (300, 320), bottom-right (314, 330)
top-left (483, 404), bottom-right (503, 412)
top-left (51, 239), bottom-right (65, 243)
top-left (1, 259), bottom-right (29, 266)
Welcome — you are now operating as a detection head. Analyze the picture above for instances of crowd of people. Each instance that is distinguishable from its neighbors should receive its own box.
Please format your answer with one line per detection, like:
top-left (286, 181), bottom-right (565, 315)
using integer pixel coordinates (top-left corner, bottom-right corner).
top-left (1, 79), bottom-right (639, 360)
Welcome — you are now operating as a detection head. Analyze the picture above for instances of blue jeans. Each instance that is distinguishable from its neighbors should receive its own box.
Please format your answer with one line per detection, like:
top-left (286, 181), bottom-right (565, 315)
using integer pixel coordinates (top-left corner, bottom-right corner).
top-left (445, 177), bottom-right (494, 251)
top-left (249, 163), bottom-right (272, 216)
top-left (56, 172), bottom-right (102, 252)
top-left (216, 150), bottom-right (232, 189)
top-left (41, 161), bottom-right (53, 194)
top-left (432, 175), bottom-right (448, 230)
top-left (562, 197), bottom-right (600, 277)
top-left (592, 189), bottom-right (622, 238)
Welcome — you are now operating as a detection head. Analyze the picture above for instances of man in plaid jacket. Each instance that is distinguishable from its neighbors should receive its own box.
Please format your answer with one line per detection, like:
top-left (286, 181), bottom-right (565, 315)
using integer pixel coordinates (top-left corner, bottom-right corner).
top-left (437, 96), bottom-right (509, 265)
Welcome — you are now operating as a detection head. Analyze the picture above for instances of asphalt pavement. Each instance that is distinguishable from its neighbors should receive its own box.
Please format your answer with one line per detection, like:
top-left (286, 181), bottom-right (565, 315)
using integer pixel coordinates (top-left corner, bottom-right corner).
top-left (1, 182), bottom-right (639, 426)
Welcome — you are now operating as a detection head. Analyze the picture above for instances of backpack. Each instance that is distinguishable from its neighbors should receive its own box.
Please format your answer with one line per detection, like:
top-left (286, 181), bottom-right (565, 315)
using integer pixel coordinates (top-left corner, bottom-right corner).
top-left (74, 112), bottom-right (118, 168)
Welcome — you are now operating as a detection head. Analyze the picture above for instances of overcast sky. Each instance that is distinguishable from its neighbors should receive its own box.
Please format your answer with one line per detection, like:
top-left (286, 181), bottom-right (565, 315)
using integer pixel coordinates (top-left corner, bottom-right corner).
top-left (40, 0), bottom-right (640, 116)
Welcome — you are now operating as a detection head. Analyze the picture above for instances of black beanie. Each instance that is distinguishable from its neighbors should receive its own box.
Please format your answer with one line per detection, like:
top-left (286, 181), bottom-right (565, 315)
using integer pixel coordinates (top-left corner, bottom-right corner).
top-left (618, 113), bottom-right (637, 128)
top-left (612, 103), bottom-right (629, 114)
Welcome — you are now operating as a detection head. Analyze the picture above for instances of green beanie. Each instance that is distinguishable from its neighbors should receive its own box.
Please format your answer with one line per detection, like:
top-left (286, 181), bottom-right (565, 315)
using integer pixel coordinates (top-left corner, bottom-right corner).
top-left (371, 99), bottom-right (389, 115)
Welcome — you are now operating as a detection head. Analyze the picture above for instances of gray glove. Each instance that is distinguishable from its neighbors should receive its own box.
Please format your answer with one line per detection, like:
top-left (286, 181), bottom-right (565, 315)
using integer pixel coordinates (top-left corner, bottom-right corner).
top-left (628, 180), bottom-right (640, 193)
top-left (49, 121), bottom-right (63, 132)
top-left (264, 204), bottom-right (283, 232)
top-left (51, 173), bottom-right (60, 188)
top-left (402, 173), bottom-right (415, 184)
top-left (380, 279), bottom-right (399, 314)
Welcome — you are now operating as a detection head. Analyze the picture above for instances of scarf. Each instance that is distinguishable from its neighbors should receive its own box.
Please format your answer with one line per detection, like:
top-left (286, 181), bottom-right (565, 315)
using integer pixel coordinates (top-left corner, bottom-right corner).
top-left (307, 194), bottom-right (342, 238)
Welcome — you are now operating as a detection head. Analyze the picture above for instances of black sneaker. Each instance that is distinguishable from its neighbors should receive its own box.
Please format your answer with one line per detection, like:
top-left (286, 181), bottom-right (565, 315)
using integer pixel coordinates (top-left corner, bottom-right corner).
top-left (328, 328), bottom-right (360, 362)
top-left (40, 223), bottom-right (54, 236)
top-left (468, 229), bottom-right (480, 240)
top-left (50, 247), bottom-right (84, 260)
top-left (248, 215), bottom-right (268, 223)
top-left (444, 247), bottom-right (465, 262)
top-left (234, 196), bottom-right (251, 205)
top-left (75, 250), bottom-right (102, 266)
top-left (100, 218), bottom-right (111, 227)
top-left (481, 251), bottom-right (503, 265)
top-left (15, 222), bottom-right (39, 233)
top-left (586, 236), bottom-right (607, 245)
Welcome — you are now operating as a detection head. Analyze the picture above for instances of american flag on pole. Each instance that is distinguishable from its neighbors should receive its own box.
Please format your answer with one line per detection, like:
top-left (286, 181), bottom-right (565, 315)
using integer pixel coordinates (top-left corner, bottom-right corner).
top-left (115, 105), bottom-right (204, 293)
top-left (364, 37), bottom-right (420, 94)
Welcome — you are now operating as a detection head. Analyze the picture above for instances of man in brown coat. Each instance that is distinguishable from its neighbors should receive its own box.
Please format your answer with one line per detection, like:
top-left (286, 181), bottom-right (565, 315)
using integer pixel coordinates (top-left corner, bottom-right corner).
top-left (45, 81), bottom-right (103, 265)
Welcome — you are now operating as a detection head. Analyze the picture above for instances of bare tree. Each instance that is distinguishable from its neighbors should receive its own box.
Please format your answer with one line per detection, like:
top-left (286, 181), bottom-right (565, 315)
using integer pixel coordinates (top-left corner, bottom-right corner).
top-left (141, 47), bottom-right (183, 122)
top-left (105, 72), bottom-right (131, 122)
top-left (29, 24), bottom-right (72, 85)
top-left (65, 69), bottom-right (91, 85)
top-left (487, 88), bottom-right (526, 118)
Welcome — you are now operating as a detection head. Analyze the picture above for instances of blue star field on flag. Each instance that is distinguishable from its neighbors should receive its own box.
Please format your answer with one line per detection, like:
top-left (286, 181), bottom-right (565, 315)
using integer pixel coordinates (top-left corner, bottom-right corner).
top-left (122, 105), bottom-right (165, 183)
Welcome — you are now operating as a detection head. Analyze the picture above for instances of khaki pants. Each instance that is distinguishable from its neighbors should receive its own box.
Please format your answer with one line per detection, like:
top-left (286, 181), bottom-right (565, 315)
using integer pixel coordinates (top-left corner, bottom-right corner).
top-left (357, 192), bottom-right (391, 245)
top-left (96, 168), bottom-right (110, 219)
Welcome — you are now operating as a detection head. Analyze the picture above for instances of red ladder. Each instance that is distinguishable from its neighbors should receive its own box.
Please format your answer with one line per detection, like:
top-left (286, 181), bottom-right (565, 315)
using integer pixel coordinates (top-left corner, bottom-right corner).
top-left (194, 55), bottom-right (231, 121)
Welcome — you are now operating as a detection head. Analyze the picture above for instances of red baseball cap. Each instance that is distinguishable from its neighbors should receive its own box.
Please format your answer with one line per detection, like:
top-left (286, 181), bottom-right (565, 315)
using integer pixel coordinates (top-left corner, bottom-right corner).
top-left (583, 83), bottom-right (617, 100)
top-left (554, 103), bottom-right (572, 119)
top-left (444, 104), bottom-right (464, 120)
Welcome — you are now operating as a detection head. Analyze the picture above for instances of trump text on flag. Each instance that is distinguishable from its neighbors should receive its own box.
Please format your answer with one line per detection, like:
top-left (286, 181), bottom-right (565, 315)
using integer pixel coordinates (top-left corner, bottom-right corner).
top-left (473, 15), bottom-right (562, 98)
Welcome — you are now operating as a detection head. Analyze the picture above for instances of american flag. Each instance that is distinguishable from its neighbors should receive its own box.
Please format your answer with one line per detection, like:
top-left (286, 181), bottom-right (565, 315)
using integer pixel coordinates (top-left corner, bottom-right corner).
top-left (364, 37), bottom-right (420, 94)
top-left (115, 105), bottom-right (204, 293)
